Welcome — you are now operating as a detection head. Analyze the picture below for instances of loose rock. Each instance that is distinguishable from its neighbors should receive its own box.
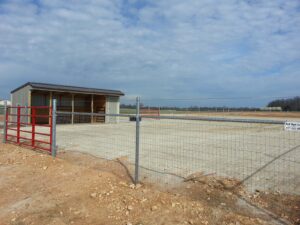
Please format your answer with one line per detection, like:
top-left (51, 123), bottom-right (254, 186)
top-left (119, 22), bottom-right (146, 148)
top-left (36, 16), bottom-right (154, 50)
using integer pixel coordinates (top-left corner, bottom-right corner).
top-left (90, 193), bottom-right (97, 198)
top-left (151, 205), bottom-right (158, 211)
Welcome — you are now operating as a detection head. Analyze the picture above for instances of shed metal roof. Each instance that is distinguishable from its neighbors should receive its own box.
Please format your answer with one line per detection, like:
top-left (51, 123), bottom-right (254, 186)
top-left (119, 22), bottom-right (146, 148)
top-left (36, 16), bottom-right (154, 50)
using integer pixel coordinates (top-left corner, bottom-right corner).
top-left (11, 82), bottom-right (124, 96)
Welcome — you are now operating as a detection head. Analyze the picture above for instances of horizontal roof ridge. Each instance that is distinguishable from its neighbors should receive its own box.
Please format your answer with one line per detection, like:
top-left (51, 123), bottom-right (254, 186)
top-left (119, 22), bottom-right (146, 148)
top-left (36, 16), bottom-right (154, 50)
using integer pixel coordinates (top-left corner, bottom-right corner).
top-left (11, 82), bottom-right (124, 96)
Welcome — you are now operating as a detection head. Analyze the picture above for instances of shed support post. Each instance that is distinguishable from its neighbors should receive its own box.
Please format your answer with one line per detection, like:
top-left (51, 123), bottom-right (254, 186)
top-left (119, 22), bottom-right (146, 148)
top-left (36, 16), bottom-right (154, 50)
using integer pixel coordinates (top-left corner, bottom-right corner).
top-left (71, 94), bottom-right (74, 124)
top-left (49, 92), bottom-right (53, 107)
top-left (134, 96), bottom-right (141, 184)
top-left (28, 90), bottom-right (31, 123)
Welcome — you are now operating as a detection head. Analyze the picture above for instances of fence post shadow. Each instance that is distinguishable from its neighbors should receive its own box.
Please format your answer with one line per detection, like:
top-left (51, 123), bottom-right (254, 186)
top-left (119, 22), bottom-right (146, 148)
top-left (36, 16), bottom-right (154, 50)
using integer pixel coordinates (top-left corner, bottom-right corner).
top-left (116, 158), bottom-right (135, 184)
top-left (227, 144), bottom-right (300, 191)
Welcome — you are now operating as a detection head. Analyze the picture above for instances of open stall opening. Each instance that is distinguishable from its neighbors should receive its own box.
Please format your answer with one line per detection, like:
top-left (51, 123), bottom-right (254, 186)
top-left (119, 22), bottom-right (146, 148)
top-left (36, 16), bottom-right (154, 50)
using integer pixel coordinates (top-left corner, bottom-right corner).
top-left (11, 82), bottom-right (124, 125)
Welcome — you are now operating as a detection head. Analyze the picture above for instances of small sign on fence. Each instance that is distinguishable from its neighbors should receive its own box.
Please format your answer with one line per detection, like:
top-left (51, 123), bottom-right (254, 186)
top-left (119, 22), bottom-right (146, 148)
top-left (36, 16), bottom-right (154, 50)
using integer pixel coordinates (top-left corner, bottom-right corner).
top-left (284, 121), bottom-right (300, 131)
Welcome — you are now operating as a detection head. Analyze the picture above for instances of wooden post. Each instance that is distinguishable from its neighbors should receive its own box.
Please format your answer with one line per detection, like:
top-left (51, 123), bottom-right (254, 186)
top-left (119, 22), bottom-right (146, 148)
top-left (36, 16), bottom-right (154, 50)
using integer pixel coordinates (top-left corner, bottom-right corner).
top-left (71, 94), bottom-right (74, 124)
top-left (49, 92), bottom-right (53, 107)
top-left (91, 94), bottom-right (94, 123)
top-left (28, 90), bottom-right (31, 123)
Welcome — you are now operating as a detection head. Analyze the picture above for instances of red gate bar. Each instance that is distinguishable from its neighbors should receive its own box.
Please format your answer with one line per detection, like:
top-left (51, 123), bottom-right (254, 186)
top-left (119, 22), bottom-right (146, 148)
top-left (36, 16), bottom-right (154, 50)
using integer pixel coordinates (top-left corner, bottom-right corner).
top-left (6, 128), bottom-right (50, 136)
top-left (6, 121), bottom-right (51, 127)
top-left (32, 107), bottom-right (35, 147)
top-left (7, 106), bottom-right (50, 109)
top-left (17, 107), bottom-right (20, 144)
top-left (9, 114), bottom-right (49, 118)
top-left (5, 105), bottom-right (8, 142)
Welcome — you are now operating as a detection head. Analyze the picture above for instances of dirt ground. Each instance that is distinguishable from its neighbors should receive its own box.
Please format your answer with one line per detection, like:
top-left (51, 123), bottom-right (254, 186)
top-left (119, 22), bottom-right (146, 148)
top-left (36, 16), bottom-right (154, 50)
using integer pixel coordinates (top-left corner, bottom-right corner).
top-left (52, 119), bottom-right (300, 194)
top-left (0, 144), bottom-right (299, 225)
top-left (164, 111), bottom-right (300, 121)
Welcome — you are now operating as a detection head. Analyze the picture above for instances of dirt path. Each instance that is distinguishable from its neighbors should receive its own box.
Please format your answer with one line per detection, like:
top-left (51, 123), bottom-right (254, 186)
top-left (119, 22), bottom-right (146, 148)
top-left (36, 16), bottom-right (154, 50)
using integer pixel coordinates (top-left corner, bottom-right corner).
top-left (0, 144), bottom-right (298, 225)
top-left (164, 111), bottom-right (300, 121)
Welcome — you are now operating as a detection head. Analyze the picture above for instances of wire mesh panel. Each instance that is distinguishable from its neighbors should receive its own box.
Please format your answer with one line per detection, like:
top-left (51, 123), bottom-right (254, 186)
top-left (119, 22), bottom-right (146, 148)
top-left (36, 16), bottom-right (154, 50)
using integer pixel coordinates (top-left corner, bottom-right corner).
top-left (55, 106), bottom-right (300, 195)
top-left (56, 112), bottom-right (137, 178)
top-left (138, 117), bottom-right (300, 194)
top-left (54, 97), bottom-right (300, 222)
top-left (53, 95), bottom-right (300, 194)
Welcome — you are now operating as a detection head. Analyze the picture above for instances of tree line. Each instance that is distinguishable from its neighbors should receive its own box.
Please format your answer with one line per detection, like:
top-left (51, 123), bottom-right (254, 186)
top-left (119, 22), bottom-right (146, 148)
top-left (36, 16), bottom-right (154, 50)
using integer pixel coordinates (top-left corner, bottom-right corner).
top-left (267, 96), bottom-right (300, 111)
top-left (120, 104), bottom-right (260, 112)
top-left (121, 96), bottom-right (300, 112)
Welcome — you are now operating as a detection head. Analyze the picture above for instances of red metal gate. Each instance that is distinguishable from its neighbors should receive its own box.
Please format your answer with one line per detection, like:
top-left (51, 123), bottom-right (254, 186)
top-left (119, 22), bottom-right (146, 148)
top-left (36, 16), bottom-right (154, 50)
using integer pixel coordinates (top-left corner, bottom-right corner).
top-left (5, 106), bottom-right (53, 153)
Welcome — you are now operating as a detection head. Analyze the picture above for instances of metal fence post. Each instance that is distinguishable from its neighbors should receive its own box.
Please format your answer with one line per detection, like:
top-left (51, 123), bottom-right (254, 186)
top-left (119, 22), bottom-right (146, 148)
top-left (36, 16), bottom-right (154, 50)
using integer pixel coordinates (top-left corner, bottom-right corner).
top-left (134, 96), bottom-right (141, 184)
top-left (51, 99), bottom-right (57, 157)
top-left (2, 101), bottom-right (7, 143)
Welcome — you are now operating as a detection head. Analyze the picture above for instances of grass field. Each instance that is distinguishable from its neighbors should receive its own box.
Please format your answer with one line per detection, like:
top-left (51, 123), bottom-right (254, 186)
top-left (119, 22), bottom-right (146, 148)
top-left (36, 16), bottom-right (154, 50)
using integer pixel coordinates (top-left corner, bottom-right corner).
top-left (121, 108), bottom-right (300, 120)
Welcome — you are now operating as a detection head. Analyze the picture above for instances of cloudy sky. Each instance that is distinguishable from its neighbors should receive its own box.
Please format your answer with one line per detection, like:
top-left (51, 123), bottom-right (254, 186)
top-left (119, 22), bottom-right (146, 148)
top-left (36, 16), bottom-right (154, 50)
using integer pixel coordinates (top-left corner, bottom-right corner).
top-left (0, 0), bottom-right (299, 107)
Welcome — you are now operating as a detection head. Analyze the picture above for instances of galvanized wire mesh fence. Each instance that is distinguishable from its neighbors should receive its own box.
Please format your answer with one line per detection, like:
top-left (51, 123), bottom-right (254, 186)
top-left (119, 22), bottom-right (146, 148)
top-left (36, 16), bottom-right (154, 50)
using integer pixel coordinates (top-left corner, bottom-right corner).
top-left (56, 113), bottom-right (135, 160)
top-left (139, 117), bottom-right (300, 193)
top-left (53, 98), bottom-right (300, 196)
top-left (2, 97), bottom-right (300, 194)
top-left (2, 97), bottom-right (299, 221)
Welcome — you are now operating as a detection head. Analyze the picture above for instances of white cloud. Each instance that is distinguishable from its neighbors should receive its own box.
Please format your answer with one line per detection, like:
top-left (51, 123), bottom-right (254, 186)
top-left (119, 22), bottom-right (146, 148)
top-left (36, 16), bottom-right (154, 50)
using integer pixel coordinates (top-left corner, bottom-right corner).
top-left (0, 0), bottom-right (299, 106)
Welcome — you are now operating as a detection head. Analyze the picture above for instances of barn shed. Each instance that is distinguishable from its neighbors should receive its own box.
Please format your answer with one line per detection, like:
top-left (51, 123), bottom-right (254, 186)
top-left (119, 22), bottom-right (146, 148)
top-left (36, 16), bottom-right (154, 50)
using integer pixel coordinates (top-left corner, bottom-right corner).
top-left (11, 82), bottom-right (124, 124)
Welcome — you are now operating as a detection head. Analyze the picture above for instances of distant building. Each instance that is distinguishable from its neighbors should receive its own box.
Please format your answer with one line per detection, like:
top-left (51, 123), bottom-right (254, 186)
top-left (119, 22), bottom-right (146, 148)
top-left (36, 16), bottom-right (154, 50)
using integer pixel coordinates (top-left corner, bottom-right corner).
top-left (0, 100), bottom-right (11, 106)
top-left (260, 107), bottom-right (282, 111)
top-left (11, 82), bottom-right (124, 124)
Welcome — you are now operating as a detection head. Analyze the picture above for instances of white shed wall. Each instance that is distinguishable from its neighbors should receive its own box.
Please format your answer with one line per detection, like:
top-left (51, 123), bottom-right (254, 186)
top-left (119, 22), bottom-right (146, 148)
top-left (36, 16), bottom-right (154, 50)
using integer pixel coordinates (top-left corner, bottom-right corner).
top-left (11, 85), bottom-right (31, 123)
top-left (105, 96), bottom-right (120, 123)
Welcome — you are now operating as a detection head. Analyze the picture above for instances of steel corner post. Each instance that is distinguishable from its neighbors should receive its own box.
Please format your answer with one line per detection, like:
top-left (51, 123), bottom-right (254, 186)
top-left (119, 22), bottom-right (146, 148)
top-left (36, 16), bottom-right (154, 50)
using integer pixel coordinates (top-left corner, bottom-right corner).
top-left (2, 100), bottom-right (7, 143)
top-left (51, 99), bottom-right (57, 157)
top-left (134, 96), bottom-right (141, 184)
